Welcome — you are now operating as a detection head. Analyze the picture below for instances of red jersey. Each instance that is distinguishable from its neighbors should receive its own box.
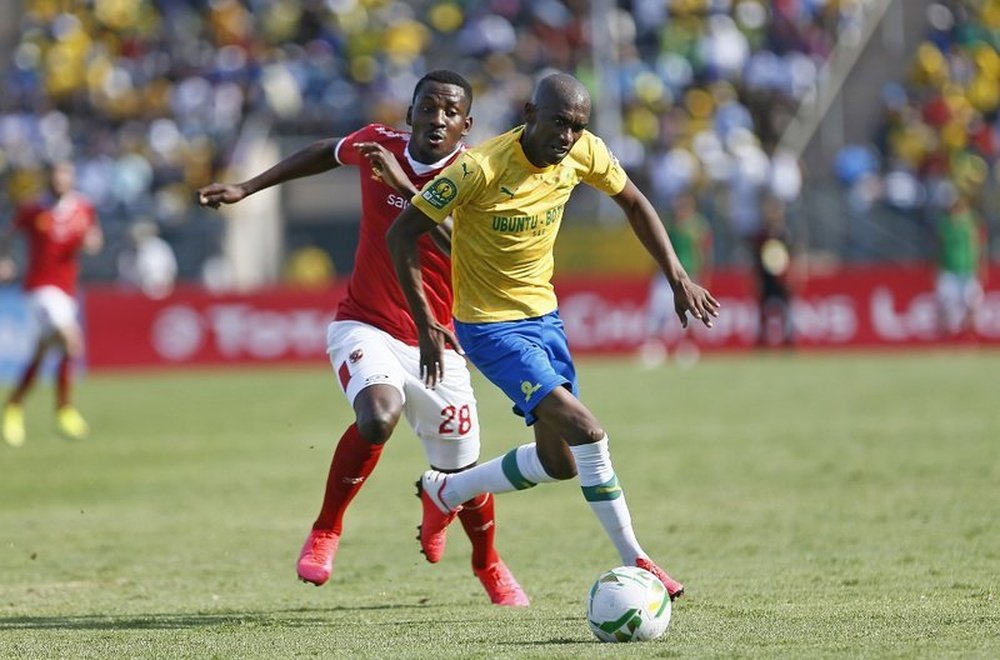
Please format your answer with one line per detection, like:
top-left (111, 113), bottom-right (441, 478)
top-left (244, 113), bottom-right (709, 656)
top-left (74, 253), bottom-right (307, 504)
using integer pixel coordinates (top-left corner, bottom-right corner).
top-left (334, 124), bottom-right (462, 345)
top-left (14, 192), bottom-right (98, 296)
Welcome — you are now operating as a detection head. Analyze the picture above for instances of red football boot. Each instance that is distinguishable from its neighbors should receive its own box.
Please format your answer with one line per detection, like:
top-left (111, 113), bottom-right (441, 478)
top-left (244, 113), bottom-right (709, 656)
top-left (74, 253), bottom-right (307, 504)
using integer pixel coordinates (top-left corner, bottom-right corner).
top-left (416, 470), bottom-right (460, 563)
top-left (474, 559), bottom-right (530, 607)
top-left (635, 556), bottom-right (685, 600)
top-left (297, 529), bottom-right (340, 586)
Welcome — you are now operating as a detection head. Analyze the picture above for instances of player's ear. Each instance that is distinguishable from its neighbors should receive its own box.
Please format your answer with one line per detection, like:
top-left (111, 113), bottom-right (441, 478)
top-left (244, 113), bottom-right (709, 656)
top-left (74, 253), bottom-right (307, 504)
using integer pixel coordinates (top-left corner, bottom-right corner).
top-left (461, 115), bottom-right (473, 137)
top-left (523, 102), bottom-right (536, 124)
top-left (405, 105), bottom-right (413, 127)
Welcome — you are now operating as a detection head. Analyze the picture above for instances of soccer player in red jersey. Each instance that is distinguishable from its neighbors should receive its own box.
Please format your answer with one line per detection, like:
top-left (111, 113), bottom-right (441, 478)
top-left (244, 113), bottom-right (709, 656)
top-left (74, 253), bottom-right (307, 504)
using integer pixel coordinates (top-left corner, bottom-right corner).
top-left (196, 70), bottom-right (528, 606)
top-left (1, 161), bottom-right (104, 447)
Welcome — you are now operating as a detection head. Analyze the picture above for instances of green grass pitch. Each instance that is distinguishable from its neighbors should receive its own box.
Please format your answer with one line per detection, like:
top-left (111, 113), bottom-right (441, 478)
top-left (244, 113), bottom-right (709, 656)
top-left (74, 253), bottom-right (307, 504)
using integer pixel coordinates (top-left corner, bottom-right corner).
top-left (1, 351), bottom-right (997, 658)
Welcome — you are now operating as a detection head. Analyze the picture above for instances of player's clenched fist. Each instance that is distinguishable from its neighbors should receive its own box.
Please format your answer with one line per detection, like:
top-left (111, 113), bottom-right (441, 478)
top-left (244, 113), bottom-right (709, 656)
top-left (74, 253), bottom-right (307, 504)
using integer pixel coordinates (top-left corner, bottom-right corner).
top-left (196, 183), bottom-right (247, 209)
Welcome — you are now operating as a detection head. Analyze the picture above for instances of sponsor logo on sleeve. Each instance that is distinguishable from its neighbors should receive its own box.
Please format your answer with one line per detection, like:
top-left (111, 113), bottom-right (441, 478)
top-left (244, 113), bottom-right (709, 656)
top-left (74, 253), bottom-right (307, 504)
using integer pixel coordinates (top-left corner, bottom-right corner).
top-left (422, 177), bottom-right (458, 209)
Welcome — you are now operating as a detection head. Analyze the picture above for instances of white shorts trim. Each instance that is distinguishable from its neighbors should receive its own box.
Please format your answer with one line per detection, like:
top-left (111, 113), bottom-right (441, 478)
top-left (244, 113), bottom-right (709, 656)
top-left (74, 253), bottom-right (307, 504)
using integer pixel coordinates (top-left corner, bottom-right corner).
top-left (28, 286), bottom-right (79, 335)
top-left (326, 320), bottom-right (480, 470)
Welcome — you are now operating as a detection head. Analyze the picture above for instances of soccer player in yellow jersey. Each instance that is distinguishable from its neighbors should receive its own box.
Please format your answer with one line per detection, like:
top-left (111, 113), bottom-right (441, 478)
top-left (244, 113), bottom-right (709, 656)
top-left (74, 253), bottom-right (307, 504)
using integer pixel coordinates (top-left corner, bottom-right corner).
top-left (388, 73), bottom-right (720, 600)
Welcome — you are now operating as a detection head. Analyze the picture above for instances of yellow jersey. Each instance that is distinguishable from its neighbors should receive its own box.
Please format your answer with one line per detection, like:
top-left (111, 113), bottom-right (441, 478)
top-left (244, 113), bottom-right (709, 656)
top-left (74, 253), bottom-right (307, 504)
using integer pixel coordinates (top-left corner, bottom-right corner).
top-left (411, 126), bottom-right (628, 323)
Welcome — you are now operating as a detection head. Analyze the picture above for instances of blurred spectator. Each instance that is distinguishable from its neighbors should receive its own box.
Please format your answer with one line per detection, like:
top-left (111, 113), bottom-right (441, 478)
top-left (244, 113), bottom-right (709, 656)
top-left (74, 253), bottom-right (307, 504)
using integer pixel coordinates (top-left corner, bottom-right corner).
top-left (935, 189), bottom-right (987, 338)
top-left (872, 2), bottom-right (1000, 233)
top-left (834, 143), bottom-right (882, 260)
top-left (753, 195), bottom-right (799, 348)
top-left (117, 219), bottom-right (178, 299)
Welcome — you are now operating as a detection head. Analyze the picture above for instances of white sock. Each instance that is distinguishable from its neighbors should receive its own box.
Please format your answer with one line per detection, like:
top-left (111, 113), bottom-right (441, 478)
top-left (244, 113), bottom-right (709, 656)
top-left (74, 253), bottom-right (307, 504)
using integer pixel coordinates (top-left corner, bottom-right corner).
top-left (441, 443), bottom-right (557, 509)
top-left (570, 436), bottom-right (645, 565)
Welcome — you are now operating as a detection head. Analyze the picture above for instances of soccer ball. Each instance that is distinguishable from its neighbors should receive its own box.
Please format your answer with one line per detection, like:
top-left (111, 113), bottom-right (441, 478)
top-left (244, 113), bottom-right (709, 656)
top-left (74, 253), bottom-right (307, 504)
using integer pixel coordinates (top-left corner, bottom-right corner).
top-left (587, 566), bottom-right (672, 643)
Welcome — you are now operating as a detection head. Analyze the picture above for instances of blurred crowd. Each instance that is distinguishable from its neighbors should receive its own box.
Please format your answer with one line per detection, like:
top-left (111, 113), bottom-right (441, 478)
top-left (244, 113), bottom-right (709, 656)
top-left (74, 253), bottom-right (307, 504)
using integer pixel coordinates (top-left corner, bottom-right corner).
top-left (0, 0), bottom-right (993, 284)
top-left (838, 1), bottom-right (1000, 219)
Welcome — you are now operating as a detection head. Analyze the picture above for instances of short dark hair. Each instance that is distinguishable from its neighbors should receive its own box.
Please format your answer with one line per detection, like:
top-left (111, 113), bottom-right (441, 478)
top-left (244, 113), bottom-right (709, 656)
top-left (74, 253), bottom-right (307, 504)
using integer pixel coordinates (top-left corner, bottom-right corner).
top-left (412, 70), bottom-right (473, 112)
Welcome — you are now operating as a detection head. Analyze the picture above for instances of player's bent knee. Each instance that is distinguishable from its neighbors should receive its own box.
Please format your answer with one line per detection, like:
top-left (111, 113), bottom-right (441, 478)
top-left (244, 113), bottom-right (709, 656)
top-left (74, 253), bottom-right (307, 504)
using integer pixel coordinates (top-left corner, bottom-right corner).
top-left (356, 412), bottom-right (399, 445)
top-left (586, 427), bottom-right (607, 443)
top-left (63, 337), bottom-right (83, 359)
top-left (535, 389), bottom-right (605, 445)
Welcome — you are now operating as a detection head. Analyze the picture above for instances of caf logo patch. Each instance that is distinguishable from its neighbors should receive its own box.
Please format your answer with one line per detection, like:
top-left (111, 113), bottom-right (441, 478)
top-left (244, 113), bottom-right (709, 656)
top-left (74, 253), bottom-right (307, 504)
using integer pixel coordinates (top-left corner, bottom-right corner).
top-left (349, 349), bottom-right (364, 364)
top-left (422, 177), bottom-right (457, 209)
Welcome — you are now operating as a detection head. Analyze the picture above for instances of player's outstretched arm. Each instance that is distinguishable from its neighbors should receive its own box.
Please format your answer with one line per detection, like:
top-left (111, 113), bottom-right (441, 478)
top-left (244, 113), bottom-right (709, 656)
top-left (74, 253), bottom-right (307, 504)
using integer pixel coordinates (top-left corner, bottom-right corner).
top-left (612, 179), bottom-right (720, 328)
top-left (197, 137), bottom-right (341, 208)
top-left (387, 206), bottom-right (462, 388)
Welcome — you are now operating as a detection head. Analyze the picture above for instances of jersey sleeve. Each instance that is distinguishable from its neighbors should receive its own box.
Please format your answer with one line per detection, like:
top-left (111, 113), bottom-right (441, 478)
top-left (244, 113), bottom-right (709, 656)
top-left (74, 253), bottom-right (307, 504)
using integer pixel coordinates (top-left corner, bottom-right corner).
top-left (581, 133), bottom-right (628, 196)
top-left (411, 153), bottom-right (486, 224)
top-left (334, 124), bottom-right (379, 167)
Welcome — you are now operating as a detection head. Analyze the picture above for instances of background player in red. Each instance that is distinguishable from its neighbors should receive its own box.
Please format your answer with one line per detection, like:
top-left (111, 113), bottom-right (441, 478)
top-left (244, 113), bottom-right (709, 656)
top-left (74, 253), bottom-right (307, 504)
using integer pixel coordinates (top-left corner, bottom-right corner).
top-left (196, 70), bottom-right (528, 606)
top-left (1, 161), bottom-right (103, 447)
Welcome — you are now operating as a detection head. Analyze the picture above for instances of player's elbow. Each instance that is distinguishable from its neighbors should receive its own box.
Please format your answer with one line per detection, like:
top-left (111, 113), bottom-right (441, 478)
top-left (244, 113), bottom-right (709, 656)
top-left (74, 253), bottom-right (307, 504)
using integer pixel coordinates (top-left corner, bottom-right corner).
top-left (386, 211), bottom-right (422, 255)
top-left (386, 217), bottom-right (408, 257)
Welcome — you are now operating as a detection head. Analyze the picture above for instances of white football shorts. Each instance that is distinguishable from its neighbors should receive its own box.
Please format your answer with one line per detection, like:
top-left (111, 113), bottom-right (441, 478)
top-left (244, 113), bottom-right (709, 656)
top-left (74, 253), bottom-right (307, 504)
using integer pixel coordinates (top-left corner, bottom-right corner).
top-left (326, 320), bottom-right (480, 470)
top-left (27, 285), bottom-right (79, 335)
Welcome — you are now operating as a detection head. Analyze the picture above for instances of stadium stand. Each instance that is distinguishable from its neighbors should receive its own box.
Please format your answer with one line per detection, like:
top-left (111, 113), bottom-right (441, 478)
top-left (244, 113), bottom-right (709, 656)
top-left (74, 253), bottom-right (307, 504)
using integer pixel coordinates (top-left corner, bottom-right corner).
top-left (0, 1), bottom-right (995, 283)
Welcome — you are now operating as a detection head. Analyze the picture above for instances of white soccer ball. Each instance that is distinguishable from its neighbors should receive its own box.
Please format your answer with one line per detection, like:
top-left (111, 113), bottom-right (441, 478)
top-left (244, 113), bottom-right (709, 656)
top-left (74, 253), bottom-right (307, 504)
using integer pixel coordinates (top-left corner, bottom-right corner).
top-left (587, 566), bottom-right (672, 643)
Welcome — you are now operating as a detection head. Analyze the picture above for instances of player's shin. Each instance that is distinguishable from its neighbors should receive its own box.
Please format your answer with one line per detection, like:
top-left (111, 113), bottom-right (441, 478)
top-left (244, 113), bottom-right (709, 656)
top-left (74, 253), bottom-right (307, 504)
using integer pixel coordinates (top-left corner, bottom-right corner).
top-left (56, 355), bottom-right (73, 409)
top-left (569, 436), bottom-right (646, 565)
top-left (299, 424), bottom-right (383, 585)
top-left (313, 423), bottom-right (384, 532)
top-left (9, 357), bottom-right (42, 404)
top-left (441, 443), bottom-right (559, 509)
top-left (457, 493), bottom-right (499, 570)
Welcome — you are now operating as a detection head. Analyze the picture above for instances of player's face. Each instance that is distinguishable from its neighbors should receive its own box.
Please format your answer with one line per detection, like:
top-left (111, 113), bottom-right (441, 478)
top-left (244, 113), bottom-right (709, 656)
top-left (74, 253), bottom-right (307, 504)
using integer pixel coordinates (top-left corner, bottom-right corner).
top-left (49, 162), bottom-right (75, 196)
top-left (406, 82), bottom-right (472, 163)
top-left (521, 97), bottom-right (590, 167)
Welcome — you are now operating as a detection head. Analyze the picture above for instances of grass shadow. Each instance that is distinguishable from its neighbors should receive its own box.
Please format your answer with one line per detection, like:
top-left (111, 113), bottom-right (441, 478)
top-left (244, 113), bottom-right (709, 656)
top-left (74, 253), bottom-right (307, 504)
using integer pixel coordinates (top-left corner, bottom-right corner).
top-left (498, 638), bottom-right (589, 646)
top-left (0, 604), bottom-right (426, 631)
